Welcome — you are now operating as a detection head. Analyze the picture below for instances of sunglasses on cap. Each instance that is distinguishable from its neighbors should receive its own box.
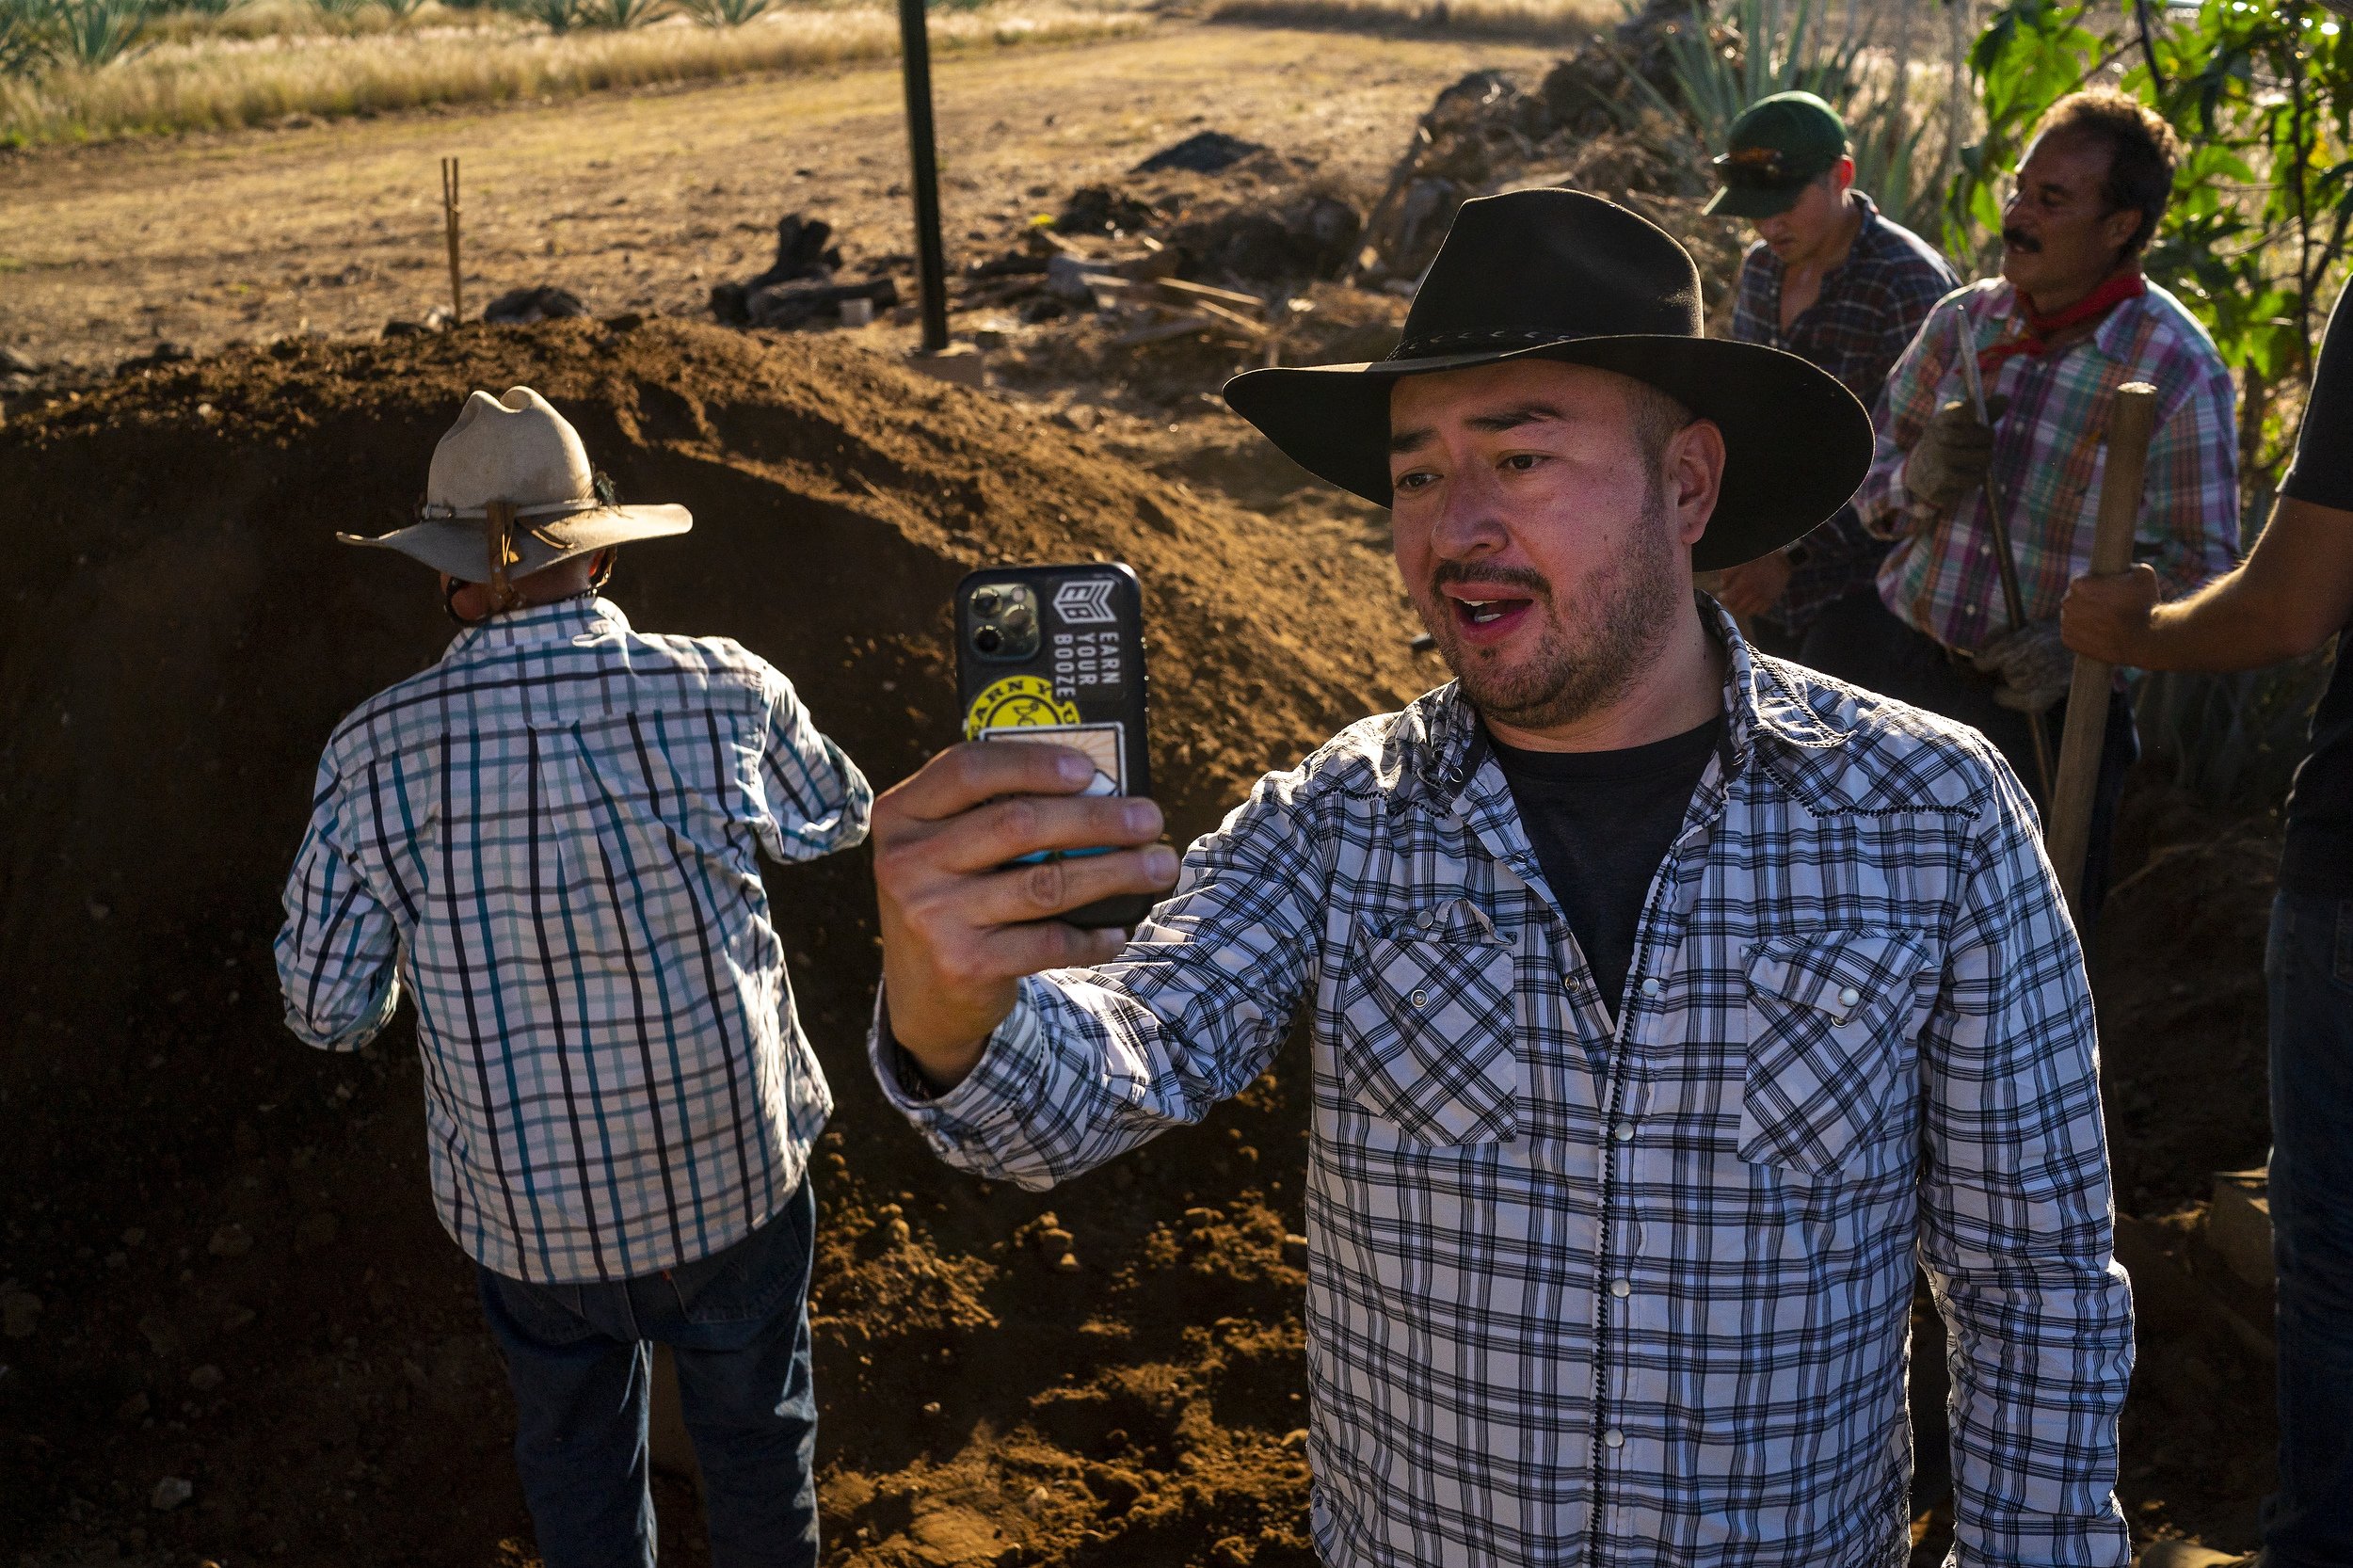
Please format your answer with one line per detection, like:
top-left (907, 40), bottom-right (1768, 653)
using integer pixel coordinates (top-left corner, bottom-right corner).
top-left (1711, 146), bottom-right (1817, 189)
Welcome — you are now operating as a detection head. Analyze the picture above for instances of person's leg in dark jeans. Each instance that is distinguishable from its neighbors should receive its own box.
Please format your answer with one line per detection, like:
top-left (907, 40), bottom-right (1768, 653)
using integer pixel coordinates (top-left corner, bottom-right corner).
top-left (476, 1268), bottom-right (658, 1568)
top-left (638, 1179), bottom-right (821, 1568)
top-left (2264, 891), bottom-right (2353, 1568)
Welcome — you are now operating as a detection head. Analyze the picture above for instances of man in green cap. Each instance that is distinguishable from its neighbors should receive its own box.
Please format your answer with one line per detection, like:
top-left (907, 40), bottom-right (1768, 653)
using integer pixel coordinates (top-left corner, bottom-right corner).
top-left (1705, 90), bottom-right (1961, 662)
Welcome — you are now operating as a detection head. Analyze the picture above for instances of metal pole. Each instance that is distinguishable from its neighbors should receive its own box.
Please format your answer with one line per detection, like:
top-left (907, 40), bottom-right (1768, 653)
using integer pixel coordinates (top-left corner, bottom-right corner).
top-left (440, 157), bottom-right (464, 327)
top-left (895, 0), bottom-right (950, 355)
top-left (1954, 312), bottom-right (2057, 803)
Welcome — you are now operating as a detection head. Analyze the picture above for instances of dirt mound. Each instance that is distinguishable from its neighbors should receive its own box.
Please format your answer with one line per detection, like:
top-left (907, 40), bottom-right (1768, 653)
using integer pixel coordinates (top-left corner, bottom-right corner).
top-left (0, 317), bottom-right (1430, 1565)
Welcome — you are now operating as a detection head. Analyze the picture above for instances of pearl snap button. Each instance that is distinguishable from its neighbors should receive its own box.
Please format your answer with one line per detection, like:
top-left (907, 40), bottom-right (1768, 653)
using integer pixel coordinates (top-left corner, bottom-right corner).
top-left (1837, 985), bottom-right (1861, 1009)
top-left (1612, 1120), bottom-right (1635, 1143)
top-left (1410, 988), bottom-right (1429, 1010)
top-left (1609, 1278), bottom-right (1631, 1298)
top-left (1419, 908), bottom-right (1437, 928)
top-left (1603, 1429), bottom-right (1625, 1449)
top-left (1640, 977), bottom-right (1661, 999)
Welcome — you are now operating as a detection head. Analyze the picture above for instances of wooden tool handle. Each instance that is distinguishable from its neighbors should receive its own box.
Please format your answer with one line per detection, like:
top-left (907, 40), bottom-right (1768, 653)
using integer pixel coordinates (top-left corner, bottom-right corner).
top-left (2048, 380), bottom-right (2160, 920)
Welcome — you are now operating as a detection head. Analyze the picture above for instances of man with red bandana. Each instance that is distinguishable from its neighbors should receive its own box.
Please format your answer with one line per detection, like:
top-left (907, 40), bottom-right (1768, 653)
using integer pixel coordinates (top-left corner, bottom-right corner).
top-left (1845, 89), bottom-right (2239, 909)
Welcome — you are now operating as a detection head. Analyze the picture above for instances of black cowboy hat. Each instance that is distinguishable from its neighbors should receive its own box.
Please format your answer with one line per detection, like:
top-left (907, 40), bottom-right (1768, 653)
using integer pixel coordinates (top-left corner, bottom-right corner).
top-left (1222, 189), bottom-right (1873, 571)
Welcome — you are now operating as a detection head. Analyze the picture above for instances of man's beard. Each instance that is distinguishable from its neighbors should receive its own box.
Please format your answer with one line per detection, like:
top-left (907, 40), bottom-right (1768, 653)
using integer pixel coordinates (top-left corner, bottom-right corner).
top-left (1424, 488), bottom-right (1684, 732)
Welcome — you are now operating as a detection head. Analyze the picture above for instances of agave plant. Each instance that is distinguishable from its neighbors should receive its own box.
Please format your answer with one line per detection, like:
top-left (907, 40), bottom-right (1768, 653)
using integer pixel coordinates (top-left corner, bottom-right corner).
top-left (1659, 0), bottom-right (1871, 149)
top-left (675, 0), bottom-right (765, 25)
top-left (578, 0), bottom-right (664, 26)
top-left (371, 0), bottom-right (431, 18)
top-left (1600, 0), bottom-right (1965, 246)
top-left (47, 0), bottom-right (151, 67)
top-left (506, 0), bottom-right (584, 31)
top-left (1, 0), bottom-right (57, 79)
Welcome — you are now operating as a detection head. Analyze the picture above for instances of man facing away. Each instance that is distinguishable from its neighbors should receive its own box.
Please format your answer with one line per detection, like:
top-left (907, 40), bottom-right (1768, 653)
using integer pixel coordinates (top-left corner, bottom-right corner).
top-left (1845, 89), bottom-right (2239, 909)
top-left (2063, 277), bottom-right (2353, 1568)
top-left (1703, 90), bottom-right (1961, 659)
top-left (864, 190), bottom-right (2132, 1567)
top-left (273, 387), bottom-right (872, 1568)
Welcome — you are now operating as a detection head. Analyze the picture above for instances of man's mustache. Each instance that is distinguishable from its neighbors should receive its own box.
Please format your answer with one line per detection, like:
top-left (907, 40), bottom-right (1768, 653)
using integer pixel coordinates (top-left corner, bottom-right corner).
top-left (2002, 227), bottom-right (2041, 253)
top-left (1431, 560), bottom-right (1550, 599)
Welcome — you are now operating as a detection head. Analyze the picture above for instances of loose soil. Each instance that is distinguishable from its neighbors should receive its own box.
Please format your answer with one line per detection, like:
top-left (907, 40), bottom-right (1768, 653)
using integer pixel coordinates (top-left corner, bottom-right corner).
top-left (0, 20), bottom-right (2292, 1568)
top-left (0, 314), bottom-right (1435, 1568)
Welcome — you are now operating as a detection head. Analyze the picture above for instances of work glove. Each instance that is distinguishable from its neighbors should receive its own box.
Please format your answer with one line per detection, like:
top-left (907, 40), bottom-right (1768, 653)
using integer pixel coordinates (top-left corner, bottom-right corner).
top-left (1969, 617), bottom-right (2073, 713)
top-left (1902, 394), bottom-right (2009, 513)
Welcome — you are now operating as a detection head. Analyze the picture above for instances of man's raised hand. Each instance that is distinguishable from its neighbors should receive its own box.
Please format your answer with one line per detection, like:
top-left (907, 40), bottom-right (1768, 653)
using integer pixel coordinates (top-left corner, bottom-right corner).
top-left (872, 741), bottom-right (1179, 1090)
top-left (2059, 562), bottom-right (2161, 665)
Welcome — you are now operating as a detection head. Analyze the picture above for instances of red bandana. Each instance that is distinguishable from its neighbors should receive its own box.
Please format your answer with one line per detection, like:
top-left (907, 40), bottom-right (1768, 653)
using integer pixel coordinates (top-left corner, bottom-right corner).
top-left (1977, 269), bottom-right (2147, 373)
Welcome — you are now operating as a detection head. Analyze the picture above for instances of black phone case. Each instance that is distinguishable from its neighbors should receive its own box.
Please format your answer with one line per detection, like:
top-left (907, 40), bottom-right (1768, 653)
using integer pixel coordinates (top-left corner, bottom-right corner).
top-left (954, 562), bottom-right (1153, 930)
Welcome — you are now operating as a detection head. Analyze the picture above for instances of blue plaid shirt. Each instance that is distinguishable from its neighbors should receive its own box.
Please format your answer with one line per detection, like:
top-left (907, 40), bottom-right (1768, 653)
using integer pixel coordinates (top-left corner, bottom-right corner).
top-left (1730, 193), bottom-right (1961, 633)
top-left (876, 606), bottom-right (2131, 1568)
top-left (276, 597), bottom-right (872, 1284)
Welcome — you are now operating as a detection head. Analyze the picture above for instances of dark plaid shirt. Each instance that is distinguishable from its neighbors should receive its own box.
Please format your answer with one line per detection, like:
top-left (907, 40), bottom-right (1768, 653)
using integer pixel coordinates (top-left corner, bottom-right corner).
top-left (1731, 193), bottom-right (1960, 633)
top-left (875, 605), bottom-right (2132, 1568)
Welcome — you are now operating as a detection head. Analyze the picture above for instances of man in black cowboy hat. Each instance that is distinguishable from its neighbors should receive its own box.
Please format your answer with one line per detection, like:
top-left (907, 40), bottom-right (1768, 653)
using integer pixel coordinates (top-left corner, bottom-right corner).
top-left (863, 191), bottom-right (2131, 1567)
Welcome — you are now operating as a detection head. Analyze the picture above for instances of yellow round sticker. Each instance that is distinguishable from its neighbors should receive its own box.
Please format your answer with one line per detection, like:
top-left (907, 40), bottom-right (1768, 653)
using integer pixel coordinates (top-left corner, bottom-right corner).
top-left (965, 675), bottom-right (1080, 740)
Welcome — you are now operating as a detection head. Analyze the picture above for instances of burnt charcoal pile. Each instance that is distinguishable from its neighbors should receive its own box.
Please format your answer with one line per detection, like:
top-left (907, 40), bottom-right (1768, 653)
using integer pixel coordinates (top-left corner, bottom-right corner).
top-left (709, 213), bottom-right (902, 330)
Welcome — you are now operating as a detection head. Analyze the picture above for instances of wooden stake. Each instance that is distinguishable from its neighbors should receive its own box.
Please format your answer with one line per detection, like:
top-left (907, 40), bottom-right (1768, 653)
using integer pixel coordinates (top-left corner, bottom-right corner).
top-left (2047, 381), bottom-right (2161, 920)
top-left (440, 156), bottom-right (464, 327)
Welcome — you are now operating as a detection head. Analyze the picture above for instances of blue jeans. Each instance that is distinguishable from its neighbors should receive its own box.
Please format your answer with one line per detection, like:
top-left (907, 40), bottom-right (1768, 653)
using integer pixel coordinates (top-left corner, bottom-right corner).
top-left (475, 1179), bottom-right (819, 1568)
top-left (2264, 892), bottom-right (2353, 1568)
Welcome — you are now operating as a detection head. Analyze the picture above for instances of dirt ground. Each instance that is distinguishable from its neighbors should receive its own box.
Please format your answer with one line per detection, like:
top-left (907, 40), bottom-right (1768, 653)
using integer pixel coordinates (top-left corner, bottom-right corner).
top-left (0, 18), bottom-right (2291, 1568)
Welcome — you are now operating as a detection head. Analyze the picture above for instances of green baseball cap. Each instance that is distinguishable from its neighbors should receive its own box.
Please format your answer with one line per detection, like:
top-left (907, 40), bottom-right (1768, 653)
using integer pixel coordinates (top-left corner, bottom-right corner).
top-left (1704, 91), bottom-right (1849, 218)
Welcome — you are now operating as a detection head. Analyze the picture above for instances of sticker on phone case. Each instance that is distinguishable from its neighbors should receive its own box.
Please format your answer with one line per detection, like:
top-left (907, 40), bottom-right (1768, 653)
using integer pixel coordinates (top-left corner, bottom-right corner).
top-left (965, 674), bottom-right (1080, 740)
top-left (979, 722), bottom-right (1125, 795)
top-left (1051, 579), bottom-right (1119, 626)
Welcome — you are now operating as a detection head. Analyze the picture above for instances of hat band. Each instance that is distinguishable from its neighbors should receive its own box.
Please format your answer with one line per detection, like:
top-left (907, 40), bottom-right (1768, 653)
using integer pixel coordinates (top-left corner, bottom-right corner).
top-left (1387, 326), bottom-right (1574, 360)
top-left (418, 496), bottom-right (605, 524)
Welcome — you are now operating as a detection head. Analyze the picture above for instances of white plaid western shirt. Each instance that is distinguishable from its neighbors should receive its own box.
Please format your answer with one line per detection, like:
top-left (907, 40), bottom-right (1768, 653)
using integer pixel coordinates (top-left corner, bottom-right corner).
top-left (874, 607), bottom-right (2133, 1568)
top-left (276, 596), bottom-right (872, 1284)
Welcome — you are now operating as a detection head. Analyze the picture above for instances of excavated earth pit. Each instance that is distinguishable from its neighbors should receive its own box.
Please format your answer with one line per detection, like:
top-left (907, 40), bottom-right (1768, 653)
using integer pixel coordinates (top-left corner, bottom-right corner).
top-left (0, 315), bottom-right (2286, 1565)
top-left (0, 316), bottom-right (1432, 1568)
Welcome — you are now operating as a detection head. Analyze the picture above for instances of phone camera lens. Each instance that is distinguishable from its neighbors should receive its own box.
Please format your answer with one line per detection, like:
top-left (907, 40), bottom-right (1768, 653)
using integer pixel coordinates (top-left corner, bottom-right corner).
top-left (973, 589), bottom-right (1000, 616)
top-left (1005, 603), bottom-right (1032, 630)
top-left (975, 627), bottom-right (1003, 653)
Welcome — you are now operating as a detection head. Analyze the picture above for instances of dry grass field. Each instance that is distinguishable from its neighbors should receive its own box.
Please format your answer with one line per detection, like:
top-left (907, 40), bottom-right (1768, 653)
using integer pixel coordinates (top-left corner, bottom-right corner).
top-left (0, 0), bottom-right (1150, 145)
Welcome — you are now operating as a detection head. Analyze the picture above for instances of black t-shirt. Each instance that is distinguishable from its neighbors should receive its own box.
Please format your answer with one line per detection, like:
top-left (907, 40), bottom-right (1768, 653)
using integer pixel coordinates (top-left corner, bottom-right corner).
top-left (1488, 716), bottom-right (1725, 1014)
top-left (2279, 283), bottom-right (2353, 892)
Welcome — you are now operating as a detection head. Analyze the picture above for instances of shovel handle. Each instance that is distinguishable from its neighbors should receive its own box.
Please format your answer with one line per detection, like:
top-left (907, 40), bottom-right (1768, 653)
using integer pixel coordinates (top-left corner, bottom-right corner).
top-left (2048, 381), bottom-right (2160, 920)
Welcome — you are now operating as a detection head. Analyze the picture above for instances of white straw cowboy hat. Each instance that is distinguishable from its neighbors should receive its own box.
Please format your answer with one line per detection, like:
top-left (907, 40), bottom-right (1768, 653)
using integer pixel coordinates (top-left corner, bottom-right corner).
top-left (339, 386), bottom-right (690, 589)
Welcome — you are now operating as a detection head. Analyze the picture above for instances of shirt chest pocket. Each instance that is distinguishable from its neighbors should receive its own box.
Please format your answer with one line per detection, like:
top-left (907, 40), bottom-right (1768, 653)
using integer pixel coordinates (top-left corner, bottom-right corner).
top-left (1738, 929), bottom-right (1933, 1175)
top-left (1337, 904), bottom-right (1520, 1147)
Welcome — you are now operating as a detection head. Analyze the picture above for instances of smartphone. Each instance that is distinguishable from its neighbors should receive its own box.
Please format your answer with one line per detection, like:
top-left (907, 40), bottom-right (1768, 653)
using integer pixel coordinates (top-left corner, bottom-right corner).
top-left (955, 562), bottom-right (1154, 930)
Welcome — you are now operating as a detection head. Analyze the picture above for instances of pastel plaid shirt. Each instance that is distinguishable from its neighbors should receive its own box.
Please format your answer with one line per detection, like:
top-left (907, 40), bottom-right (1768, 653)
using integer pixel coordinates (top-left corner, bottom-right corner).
top-left (875, 607), bottom-right (2133, 1568)
top-left (275, 596), bottom-right (872, 1284)
top-left (1730, 193), bottom-right (1961, 632)
top-left (1854, 277), bottom-right (2240, 652)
